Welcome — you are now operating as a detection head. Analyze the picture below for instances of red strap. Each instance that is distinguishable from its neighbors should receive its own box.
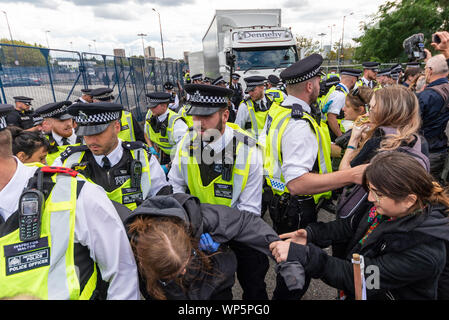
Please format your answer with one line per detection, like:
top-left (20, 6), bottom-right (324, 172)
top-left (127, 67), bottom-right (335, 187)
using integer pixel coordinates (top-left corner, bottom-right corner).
top-left (40, 166), bottom-right (78, 177)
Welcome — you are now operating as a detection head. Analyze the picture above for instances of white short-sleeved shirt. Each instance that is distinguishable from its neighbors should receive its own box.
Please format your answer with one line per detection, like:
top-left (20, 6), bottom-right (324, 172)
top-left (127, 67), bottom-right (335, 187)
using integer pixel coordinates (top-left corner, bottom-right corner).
top-left (235, 95), bottom-right (268, 130)
top-left (0, 158), bottom-right (140, 300)
top-left (259, 95), bottom-right (318, 184)
top-left (147, 109), bottom-right (188, 145)
top-left (168, 125), bottom-right (263, 215)
top-left (327, 83), bottom-right (349, 116)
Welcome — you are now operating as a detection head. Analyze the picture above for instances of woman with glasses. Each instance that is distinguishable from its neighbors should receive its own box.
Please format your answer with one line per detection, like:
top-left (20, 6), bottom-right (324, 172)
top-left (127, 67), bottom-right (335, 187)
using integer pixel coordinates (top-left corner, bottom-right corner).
top-left (338, 85), bottom-right (429, 171)
top-left (270, 151), bottom-right (449, 300)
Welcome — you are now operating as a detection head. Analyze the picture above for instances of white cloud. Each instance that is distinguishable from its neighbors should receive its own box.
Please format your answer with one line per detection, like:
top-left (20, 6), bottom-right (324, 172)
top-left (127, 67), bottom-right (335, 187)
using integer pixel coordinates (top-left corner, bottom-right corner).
top-left (0, 0), bottom-right (388, 59)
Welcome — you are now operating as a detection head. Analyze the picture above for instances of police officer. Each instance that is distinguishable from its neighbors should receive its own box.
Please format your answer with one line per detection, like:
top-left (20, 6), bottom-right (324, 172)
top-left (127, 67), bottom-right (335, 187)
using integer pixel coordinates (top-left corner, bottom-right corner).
top-left (377, 68), bottom-right (393, 87)
top-left (354, 62), bottom-right (380, 89)
top-left (90, 87), bottom-right (146, 143)
top-left (191, 74), bottom-right (203, 84)
top-left (213, 75), bottom-right (236, 123)
top-left (265, 74), bottom-right (286, 104)
top-left (36, 101), bottom-right (83, 165)
top-left (229, 73), bottom-right (244, 108)
top-left (235, 76), bottom-right (272, 140)
top-left (260, 53), bottom-right (367, 299)
top-left (203, 77), bottom-right (212, 85)
top-left (53, 102), bottom-right (170, 211)
top-left (6, 96), bottom-right (35, 130)
top-left (0, 103), bottom-right (140, 300)
top-left (168, 84), bottom-right (269, 300)
top-left (164, 81), bottom-right (180, 112)
top-left (74, 88), bottom-right (94, 104)
top-left (144, 92), bottom-right (188, 171)
top-left (184, 69), bottom-right (191, 84)
top-left (319, 68), bottom-right (361, 140)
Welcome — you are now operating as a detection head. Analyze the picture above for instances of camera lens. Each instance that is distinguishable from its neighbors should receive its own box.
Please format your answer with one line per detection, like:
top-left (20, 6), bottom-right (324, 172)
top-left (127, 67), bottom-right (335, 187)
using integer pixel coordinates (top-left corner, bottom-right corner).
top-left (433, 34), bottom-right (441, 44)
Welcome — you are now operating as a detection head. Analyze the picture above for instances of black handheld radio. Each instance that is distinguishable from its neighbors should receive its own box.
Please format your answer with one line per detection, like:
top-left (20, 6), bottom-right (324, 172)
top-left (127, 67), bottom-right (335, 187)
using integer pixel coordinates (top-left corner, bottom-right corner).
top-left (18, 190), bottom-right (44, 242)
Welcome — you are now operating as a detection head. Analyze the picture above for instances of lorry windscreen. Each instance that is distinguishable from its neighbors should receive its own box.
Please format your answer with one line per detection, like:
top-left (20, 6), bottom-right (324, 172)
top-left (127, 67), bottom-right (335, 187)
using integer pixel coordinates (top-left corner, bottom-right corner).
top-left (233, 46), bottom-right (297, 71)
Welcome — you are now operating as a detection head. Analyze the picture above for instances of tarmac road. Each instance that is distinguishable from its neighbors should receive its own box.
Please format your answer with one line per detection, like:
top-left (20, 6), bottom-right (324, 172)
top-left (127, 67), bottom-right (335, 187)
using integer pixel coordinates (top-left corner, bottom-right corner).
top-left (232, 207), bottom-right (337, 300)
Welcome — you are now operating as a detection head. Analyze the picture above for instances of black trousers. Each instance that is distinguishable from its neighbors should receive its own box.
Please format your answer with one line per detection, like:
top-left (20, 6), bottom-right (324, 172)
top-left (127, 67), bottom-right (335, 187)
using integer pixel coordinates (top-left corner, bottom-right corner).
top-left (228, 241), bottom-right (269, 300)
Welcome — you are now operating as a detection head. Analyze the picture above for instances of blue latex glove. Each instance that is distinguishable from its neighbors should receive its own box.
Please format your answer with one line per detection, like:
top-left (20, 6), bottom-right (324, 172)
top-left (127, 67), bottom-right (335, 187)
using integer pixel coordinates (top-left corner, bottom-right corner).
top-left (199, 233), bottom-right (220, 253)
top-left (322, 99), bottom-right (333, 113)
top-left (149, 146), bottom-right (160, 156)
top-left (161, 164), bottom-right (169, 174)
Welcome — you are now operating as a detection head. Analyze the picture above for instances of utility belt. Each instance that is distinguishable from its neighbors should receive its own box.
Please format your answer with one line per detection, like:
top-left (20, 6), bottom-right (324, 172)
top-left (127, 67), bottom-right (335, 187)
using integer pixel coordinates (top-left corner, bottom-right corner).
top-left (269, 193), bottom-right (316, 234)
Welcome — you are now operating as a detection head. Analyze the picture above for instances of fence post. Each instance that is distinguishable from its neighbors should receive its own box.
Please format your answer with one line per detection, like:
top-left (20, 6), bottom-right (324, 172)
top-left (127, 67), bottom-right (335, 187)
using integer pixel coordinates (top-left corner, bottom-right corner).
top-left (41, 47), bottom-right (56, 102)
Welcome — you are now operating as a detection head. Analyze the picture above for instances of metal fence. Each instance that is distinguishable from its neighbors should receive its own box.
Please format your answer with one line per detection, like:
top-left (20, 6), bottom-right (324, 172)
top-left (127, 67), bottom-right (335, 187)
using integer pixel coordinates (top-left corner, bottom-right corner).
top-left (0, 43), bottom-right (186, 121)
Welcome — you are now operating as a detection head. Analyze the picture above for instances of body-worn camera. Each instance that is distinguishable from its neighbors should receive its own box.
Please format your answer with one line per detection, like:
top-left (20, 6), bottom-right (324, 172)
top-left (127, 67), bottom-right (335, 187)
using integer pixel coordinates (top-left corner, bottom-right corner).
top-left (403, 33), bottom-right (426, 61)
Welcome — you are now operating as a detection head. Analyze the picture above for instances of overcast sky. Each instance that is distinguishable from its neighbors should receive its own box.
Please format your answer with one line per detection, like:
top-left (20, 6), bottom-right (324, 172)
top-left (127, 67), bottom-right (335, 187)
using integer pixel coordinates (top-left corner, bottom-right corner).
top-left (0, 0), bottom-right (387, 59)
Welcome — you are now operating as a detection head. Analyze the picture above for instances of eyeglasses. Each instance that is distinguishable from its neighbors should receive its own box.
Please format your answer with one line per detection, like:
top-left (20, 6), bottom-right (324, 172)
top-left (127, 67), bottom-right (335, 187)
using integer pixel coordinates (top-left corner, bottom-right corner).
top-left (368, 185), bottom-right (384, 203)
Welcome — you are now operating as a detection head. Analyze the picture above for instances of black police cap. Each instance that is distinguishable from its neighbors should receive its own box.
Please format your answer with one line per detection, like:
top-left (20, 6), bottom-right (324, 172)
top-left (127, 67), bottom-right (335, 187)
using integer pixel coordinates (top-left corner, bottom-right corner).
top-left (268, 74), bottom-right (280, 85)
top-left (244, 76), bottom-right (266, 93)
top-left (212, 76), bottom-right (226, 86)
top-left (81, 88), bottom-right (92, 94)
top-left (191, 74), bottom-right (203, 81)
top-left (377, 69), bottom-right (391, 77)
top-left (231, 73), bottom-right (241, 79)
top-left (325, 75), bottom-right (340, 87)
top-left (13, 96), bottom-right (33, 104)
top-left (185, 84), bottom-right (233, 116)
top-left (280, 54), bottom-right (324, 85)
top-left (362, 62), bottom-right (380, 70)
top-left (68, 101), bottom-right (123, 136)
top-left (340, 68), bottom-right (362, 78)
top-left (37, 101), bottom-right (73, 120)
top-left (146, 92), bottom-right (171, 108)
top-left (0, 104), bottom-right (14, 131)
top-left (90, 87), bottom-right (114, 100)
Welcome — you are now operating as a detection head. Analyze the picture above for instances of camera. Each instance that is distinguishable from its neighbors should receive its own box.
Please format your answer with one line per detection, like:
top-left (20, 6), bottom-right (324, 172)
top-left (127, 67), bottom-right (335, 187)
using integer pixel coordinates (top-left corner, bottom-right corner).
top-left (403, 33), bottom-right (426, 61)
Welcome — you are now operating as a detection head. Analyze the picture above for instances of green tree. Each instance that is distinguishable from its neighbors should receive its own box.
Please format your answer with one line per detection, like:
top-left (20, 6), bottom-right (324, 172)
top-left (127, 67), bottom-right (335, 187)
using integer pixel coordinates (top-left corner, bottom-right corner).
top-left (353, 0), bottom-right (449, 62)
top-left (0, 38), bottom-right (47, 66)
top-left (296, 35), bottom-right (321, 57)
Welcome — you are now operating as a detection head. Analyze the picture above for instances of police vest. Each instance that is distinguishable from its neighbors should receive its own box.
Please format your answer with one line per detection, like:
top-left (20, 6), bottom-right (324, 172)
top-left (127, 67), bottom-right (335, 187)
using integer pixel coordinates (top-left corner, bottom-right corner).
top-left (178, 104), bottom-right (194, 128)
top-left (242, 94), bottom-right (273, 139)
top-left (263, 102), bottom-right (333, 203)
top-left (265, 88), bottom-right (285, 104)
top-left (355, 79), bottom-right (382, 91)
top-left (318, 84), bottom-right (348, 133)
top-left (45, 134), bottom-right (83, 166)
top-left (176, 123), bottom-right (256, 208)
top-left (0, 165), bottom-right (100, 300)
top-left (117, 111), bottom-right (136, 142)
top-left (59, 141), bottom-right (152, 211)
top-left (144, 109), bottom-right (186, 156)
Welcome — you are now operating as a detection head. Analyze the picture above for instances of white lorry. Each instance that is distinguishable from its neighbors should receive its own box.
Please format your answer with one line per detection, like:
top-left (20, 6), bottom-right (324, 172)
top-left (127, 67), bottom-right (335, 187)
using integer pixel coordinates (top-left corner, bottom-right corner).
top-left (197, 9), bottom-right (298, 89)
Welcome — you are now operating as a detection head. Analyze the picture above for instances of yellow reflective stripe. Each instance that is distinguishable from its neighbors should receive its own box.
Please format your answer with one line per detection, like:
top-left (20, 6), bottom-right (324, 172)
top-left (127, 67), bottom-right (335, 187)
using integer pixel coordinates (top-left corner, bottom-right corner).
top-left (79, 264), bottom-right (98, 300)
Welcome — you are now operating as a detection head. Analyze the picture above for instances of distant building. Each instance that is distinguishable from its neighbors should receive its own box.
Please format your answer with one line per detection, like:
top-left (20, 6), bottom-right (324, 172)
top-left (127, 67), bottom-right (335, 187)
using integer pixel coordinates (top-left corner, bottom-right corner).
top-left (145, 46), bottom-right (156, 58)
top-left (114, 48), bottom-right (126, 57)
top-left (183, 51), bottom-right (190, 63)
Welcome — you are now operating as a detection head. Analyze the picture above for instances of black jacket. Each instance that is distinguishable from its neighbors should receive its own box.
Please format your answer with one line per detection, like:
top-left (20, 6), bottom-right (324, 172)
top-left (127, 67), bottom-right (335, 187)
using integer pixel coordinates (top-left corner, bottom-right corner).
top-left (293, 204), bottom-right (449, 300)
top-left (123, 193), bottom-right (306, 299)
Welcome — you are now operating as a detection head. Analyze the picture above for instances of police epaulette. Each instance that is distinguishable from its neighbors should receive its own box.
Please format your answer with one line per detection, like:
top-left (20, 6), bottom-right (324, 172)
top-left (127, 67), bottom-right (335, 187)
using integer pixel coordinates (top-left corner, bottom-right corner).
top-left (60, 145), bottom-right (89, 162)
top-left (122, 140), bottom-right (145, 150)
top-left (233, 130), bottom-right (256, 148)
top-left (291, 103), bottom-right (304, 119)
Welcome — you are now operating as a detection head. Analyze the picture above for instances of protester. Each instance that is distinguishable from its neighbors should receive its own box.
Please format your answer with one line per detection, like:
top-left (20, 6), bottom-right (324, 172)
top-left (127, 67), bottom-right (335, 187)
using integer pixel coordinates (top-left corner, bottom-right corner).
top-left (339, 85), bottom-right (428, 171)
top-left (8, 126), bottom-right (50, 164)
top-left (270, 151), bottom-right (449, 300)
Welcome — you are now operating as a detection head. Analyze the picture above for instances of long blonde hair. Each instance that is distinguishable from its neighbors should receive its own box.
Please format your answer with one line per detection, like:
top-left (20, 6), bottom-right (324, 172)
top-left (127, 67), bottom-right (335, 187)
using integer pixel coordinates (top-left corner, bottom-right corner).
top-left (362, 85), bottom-right (421, 151)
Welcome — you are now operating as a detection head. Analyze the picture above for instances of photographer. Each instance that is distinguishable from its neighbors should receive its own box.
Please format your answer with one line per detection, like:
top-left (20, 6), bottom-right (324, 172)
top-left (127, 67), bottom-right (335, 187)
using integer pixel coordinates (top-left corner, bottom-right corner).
top-left (429, 31), bottom-right (449, 67)
top-left (417, 54), bottom-right (449, 180)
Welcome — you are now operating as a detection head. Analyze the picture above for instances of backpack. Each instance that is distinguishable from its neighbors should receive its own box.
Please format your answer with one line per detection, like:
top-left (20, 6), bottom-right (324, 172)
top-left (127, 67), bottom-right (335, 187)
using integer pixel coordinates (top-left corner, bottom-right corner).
top-left (336, 127), bottom-right (430, 220)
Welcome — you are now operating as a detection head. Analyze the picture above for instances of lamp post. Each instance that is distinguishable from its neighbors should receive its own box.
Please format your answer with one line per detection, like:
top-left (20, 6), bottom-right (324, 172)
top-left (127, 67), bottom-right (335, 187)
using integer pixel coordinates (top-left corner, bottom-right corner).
top-left (152, 8), bottom-right (165, 60)
top-left (45, 30), bottom-right (51, 48)
top-left (93, 39), bottom-right (97, 53)
top-left (328, 24), bottom-right (336, 60)
top-left (2, 10), bottom-right (19, 65)
top-left (318, 32), bottom-right (326, 53)
top-left (338, 12), bottom-right (353, 66)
